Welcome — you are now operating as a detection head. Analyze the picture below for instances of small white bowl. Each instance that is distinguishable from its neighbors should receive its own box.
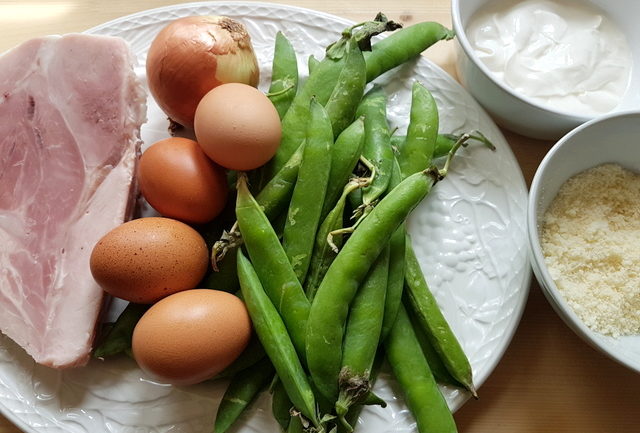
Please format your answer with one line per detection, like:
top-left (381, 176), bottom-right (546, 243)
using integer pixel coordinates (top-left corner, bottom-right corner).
top-left (528, 110), bottom-right (640, 373)
top-left (452, 0), bottom-right (640, 141)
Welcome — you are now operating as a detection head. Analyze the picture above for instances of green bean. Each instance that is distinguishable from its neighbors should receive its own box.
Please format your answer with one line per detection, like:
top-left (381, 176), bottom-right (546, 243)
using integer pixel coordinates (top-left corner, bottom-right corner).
top-left (404, 235), bottom-right (476, 397)
top-left (235, 175), bottom-right (310, 359)
top-left (320, 117), bottom-right (366, 219)
top-left (325, 39), bottom-right (367, 138)
top-left (306, 167), bottom-right (444, 403)
top-left (268, 31), bottom-right (298, 119)
top-left (282, 99), bottom-right (333, 283)
top-left (336, 246), bottom-right (390, 429)
top-left (93, 303), bottom-right (148, 358)
top-left (237, 249), bottom-right (318, 425)
top-left (399, 81), bottom-right (439, 178)
top-left (214, 357), bottom-right (275, 433)
top-left (385, 304), bottom-right (458, 433)
top-left (271, 377), bottom-right (293, 432)
top-left (406, 299), bottom-right (461, 387)
top-left (356, 85), bottom-right (393, 206)
top-left (364, 21), bottom-right (455, 82)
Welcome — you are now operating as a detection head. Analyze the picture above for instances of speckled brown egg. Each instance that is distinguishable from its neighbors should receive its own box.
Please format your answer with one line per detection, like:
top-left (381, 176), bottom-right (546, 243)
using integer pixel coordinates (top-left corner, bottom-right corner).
top-left (90, 217), bottom-right (208, 304)
top-left (132, 289), bottom-right (252, 385)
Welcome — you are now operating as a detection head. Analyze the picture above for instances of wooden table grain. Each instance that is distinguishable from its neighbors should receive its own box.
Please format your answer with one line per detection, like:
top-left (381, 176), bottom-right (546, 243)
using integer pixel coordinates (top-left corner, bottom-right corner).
top-left (1, 1), bottom-right (639, 432)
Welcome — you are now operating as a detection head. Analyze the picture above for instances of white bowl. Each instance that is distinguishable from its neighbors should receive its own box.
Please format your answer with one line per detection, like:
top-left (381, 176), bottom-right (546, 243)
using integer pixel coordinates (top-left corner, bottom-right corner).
top-left (528, 110), bottom-right (640, 373)
top-left (452, 0), bottom-right (640, 141)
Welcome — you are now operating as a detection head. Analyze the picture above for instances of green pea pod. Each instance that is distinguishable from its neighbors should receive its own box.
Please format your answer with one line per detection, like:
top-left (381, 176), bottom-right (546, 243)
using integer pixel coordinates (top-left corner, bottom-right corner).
top-left (93, 303), bottom-right (148, 358)
top-left (404, 235), bottom-right (477, 397)
top-left (324, 39), bottom-right (367, 138)
top-left (406, 299), bottom-right (462, 387)
top-left (304, 178), bottom-right (363, 300)
top-left (282, 99), bottom-right (333, 283)
top-left (214, 335), bottom-right (266, 379)
top-left (306, 167), bottom-right (443, 403)
top-left (201, 246), bottom-right (239, 293)
top-left (356, 86), bottom-right (393, 206)
top-left (214, 357), bottom-right (275, 433)
top-left (381, 226), bottom-right (405, 342)
top-left (336, 245), bottom-right (390, 427)
top-left (321, 117), bottom-right (366, 219)
top-left (236, 175), bottom-right (310, 359)
top-left (307, 54), bottom-right (319, 75)
top-left (267, 16), bottom-right (408, 178)
top-left (394, 132), bottom-right (496, 161)
top-left (364, 21), bottom-right (455, 82)
top-left (380, 157), bottom-right (406, 341)
top-left (399, 81), bottom-right (439, 178)
top-left (265, 49), bottom-right (345, 177)
top-left (385, 304), bottom-right (458, 433)
top-left (237, 250), bottom-right (318, 425)
top-left (255, 143), bottom-right (305, 221)
top-left (271, 377), bottom-right (293, 432)
top-left (268, 31), bottom-right (299, 119)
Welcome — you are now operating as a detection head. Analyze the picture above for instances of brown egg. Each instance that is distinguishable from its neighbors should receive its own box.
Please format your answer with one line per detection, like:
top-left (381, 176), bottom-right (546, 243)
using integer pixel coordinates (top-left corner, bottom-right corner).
top-left (132, 289), bottom-right (252, 385)
top-left (90, 217), bottom-right (208, 304)
top-left (194, 83), bottom-right (281, 171)
top-left (138, 137), bottom-right (228, 224)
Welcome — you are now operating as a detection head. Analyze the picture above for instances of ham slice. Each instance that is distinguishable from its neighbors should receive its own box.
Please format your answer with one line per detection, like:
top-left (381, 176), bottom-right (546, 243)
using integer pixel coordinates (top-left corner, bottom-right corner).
top-left (0, 34), bottom-right (147, 368)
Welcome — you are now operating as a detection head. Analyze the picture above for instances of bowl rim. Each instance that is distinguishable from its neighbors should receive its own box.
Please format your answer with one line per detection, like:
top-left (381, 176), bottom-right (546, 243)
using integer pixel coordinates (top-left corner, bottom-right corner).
top-left (451, 0), bottom-right (614, 122)
top-left (527, 109), bottom-right (640, 373)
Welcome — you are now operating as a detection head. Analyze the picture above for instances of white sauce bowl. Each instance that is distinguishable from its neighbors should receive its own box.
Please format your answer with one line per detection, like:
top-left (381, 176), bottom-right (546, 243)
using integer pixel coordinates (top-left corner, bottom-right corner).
top-left (528, 110), bottom-right (640, 373)
top-left (452, 0), bottom-right (640, 140)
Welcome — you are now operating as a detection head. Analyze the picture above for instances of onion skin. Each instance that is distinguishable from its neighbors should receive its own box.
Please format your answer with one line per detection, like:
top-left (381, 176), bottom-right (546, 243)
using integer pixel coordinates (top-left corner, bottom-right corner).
top-left (146, 15), bottom-right (260, 128)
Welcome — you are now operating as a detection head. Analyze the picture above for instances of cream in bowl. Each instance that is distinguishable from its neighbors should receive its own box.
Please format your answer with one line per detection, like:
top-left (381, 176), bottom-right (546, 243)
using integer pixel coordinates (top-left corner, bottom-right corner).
top-left (452, 0), bottom-right (640, 140)
top-left (466, 0), bottom-right (632, 117)
top-left (528, 110), bottom-right (640, 373)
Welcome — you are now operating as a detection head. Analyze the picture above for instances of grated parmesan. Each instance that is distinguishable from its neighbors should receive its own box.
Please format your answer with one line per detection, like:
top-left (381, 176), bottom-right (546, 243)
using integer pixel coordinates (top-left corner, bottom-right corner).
top-left (540, 163), bottom-right (640, 337)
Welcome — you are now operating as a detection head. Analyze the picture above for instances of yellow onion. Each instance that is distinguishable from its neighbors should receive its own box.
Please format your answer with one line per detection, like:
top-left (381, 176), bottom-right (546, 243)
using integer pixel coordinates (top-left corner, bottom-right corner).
top-left (146, 15), bottom-right (260, 128)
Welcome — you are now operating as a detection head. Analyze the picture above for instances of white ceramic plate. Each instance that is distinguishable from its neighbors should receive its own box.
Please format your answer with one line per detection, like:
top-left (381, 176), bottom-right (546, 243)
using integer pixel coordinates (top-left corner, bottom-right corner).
top-left (0, 2), bottom-right (531, 432)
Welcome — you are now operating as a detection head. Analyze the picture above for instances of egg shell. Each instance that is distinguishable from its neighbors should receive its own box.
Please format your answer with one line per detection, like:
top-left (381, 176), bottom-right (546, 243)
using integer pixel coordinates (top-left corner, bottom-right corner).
top-left (132, 289), bottom-right (252, 386)
top-left (89, 217), bottom-right (209, 304)
top-left (194, 82), bottom-right (281, 171)
top-left (138, 137), bottom-right (229, 224)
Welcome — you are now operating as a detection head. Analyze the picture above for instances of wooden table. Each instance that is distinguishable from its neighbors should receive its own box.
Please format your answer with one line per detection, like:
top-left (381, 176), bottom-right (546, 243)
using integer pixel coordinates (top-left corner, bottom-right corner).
top-left (1, 1), bottom-right (639, 432)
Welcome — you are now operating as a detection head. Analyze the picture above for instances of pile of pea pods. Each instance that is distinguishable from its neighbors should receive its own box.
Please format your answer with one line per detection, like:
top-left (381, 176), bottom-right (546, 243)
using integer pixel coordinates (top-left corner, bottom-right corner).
top-left (95, 13), bottom-right (496, 433)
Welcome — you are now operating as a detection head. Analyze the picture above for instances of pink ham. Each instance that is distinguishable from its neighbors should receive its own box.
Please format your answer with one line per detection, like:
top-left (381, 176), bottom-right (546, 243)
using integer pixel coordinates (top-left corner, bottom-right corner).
top-left (0, 34), bottom-right (146, 368)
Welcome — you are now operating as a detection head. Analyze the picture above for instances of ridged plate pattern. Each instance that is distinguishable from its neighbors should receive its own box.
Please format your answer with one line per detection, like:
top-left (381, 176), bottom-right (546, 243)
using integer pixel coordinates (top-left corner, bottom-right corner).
top-left (0, 2), bottom-right (531, 432)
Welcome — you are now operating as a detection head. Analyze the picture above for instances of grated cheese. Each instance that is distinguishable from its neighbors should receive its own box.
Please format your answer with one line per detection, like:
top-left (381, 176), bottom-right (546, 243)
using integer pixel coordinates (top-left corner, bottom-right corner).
top-left (540, 163), bottom-right (640, 337)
